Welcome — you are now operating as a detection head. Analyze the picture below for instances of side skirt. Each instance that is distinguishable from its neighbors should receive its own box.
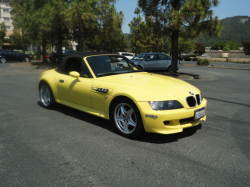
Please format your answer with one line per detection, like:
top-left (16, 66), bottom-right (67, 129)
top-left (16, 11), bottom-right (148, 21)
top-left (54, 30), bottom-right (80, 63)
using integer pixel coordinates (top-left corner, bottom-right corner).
top-left (56, 99), bottom-right (110, 120)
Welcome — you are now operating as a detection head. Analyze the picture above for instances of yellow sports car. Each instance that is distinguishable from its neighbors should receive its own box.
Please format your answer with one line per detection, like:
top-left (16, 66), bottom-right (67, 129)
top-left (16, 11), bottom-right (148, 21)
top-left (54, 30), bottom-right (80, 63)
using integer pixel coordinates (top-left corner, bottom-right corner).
top-left (39, 53), bottom-right (207, 138)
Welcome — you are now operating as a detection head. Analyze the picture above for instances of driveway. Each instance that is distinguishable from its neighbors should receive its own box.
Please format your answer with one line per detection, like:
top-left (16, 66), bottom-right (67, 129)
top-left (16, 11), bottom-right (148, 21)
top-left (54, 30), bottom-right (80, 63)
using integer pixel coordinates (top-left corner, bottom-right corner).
top-left (0, 63), bottom-right (249, 186)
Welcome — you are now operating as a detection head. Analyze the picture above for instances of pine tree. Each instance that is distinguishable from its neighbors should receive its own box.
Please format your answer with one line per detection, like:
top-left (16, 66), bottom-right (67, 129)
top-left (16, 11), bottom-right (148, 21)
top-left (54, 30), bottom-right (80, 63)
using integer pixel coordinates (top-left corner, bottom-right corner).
top-left (138, 0), bottom-right (222, 73)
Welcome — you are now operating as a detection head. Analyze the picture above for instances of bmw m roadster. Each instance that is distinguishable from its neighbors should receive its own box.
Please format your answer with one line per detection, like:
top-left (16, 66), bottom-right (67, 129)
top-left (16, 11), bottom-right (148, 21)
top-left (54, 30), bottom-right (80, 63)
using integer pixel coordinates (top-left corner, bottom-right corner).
top-left (39, 52), bottom-right (207, 138)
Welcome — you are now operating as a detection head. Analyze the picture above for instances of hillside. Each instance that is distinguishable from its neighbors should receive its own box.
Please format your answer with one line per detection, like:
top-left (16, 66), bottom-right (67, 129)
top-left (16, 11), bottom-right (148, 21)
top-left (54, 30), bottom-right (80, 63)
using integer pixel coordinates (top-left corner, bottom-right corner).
top-left (195, 16), bottom-right (250, 47)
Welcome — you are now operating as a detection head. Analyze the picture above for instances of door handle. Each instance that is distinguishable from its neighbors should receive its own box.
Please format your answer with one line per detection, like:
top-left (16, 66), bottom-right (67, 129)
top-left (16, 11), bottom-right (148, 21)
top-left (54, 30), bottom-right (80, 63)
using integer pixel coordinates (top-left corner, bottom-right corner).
top-left (59, 79), bottom-right (64, 83)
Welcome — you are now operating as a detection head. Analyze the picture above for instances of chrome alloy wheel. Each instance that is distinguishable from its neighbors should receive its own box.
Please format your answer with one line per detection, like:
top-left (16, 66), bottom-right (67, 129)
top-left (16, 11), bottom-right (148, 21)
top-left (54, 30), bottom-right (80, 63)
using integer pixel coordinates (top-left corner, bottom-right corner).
top-left (114, 103), bottom-right (137, 134)
top-left (40, 85), bottom-right (51, 106)
top-left (24, 57), bottom-right (29, 62)
top-left (1, 58), bottom-right (6, 63)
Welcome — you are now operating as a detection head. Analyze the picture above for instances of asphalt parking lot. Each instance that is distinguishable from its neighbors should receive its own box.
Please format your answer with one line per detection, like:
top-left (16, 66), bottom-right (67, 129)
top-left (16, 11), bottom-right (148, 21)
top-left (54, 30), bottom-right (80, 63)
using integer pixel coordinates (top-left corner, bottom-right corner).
top-left (0, 63), bottom-right (250, 186)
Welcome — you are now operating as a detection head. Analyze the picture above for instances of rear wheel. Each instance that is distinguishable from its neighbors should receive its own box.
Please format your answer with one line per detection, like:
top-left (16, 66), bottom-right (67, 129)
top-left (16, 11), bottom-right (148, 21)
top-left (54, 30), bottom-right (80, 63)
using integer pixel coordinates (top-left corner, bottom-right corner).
top-left (1, 58), bottom-right (6, 63)
top-left (39, 83), bottom-right (56, 108)
top-left (167, 65), bottom-right (171, 72)
top-left (111, 98), bottom-right (144, 138)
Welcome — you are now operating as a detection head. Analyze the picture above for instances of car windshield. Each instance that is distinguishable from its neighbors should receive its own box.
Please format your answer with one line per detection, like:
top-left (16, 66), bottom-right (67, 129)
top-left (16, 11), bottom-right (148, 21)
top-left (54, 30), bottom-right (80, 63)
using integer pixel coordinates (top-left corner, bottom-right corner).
top-left (86, 55), bottom-right (142, 77)
top-left (132, 54), bottom-right (148, 60)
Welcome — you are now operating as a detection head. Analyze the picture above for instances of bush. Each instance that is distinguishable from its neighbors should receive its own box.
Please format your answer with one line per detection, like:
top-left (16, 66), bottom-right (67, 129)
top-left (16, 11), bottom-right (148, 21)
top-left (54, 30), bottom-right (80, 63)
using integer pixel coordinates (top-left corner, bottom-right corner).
top-left (202, 59), bottom-right (210, 66)
top-left (197, 58), bottom-right (202, 65)
top-left (192, 57), bottom-right (198, 61)
top-left (197, 58), bottom-right (210, 66)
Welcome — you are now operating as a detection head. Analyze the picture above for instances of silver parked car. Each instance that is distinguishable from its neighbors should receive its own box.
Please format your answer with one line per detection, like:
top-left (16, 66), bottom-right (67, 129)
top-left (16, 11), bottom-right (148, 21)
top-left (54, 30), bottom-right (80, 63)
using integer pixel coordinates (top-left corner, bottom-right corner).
top-left (130, 53), bottom-right (180, 71)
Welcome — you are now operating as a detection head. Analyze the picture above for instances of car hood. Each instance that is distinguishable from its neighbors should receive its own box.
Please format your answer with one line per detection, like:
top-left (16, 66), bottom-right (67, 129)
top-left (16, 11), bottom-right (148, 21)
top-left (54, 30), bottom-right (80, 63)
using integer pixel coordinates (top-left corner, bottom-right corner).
top-left (95, 72), bottom-right (200, 102)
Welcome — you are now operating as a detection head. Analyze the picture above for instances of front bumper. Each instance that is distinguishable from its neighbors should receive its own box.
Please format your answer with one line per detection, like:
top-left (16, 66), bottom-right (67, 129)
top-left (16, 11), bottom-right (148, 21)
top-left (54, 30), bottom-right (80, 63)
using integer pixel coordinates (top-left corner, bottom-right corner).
top-left (135, 98), bottom-right (207, 134)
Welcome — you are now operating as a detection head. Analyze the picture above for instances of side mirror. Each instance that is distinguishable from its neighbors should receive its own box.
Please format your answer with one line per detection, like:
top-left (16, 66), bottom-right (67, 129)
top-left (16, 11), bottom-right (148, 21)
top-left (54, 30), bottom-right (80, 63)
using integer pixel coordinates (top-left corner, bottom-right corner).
top-left (145, 57), bottom-right (150, 61)
top-left (70, 71), bottom-right (81, 82)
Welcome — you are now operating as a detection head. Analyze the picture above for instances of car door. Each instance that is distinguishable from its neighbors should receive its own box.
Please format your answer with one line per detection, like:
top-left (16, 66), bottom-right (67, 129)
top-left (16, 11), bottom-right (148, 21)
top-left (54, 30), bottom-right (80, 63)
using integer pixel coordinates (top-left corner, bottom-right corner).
top-left (12, 51), bottom-right (22, 61)
top-left (144, 54), bottom-right (159, 71)
top-left (56, 57), bottom-right (93, 108)
top-left (158, 54), bottom-right (171, 70)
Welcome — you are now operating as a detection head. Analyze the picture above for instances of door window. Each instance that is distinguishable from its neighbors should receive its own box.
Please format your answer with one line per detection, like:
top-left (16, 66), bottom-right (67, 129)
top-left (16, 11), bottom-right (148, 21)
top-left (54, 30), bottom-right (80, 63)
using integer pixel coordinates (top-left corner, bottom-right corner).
top-left (158, 54), bottom-right (168, 60)
top-left (64, 57), bottom-right (92, 78)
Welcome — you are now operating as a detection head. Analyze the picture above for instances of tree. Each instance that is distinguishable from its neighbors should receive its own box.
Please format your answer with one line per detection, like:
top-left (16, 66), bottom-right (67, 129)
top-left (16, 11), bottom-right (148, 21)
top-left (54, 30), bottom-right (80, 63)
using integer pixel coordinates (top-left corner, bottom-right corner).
top-left (68, 0), bottom-right (97, 52)
top-left (223, 44), bottom-right (230, 51)
top-left (210, 41), bottom-right (225, 50)
top-left (9, 0), bottom-right (33, 53)
top-left (242, 41), bottom-right (250, 55)
top-left (178, 38), bottom-right (194, 54)
top-left (129, 9), bottom-right (165, 54)
top-left (194, 43), bottom-right (205, 56)
top-left (138, 0), bottom-right (222, 74)
top-left (225, 41), bottom-right (239, 50)
top-left (0, 23), bottom-right (7, 46)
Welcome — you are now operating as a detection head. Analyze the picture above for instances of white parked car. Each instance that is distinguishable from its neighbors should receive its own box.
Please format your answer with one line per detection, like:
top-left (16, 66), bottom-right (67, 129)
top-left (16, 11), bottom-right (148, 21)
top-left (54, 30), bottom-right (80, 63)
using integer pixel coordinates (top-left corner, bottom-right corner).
top-left (201, 54), bottom-right (207, 57)
top-left (116, 52), bottom-right (134, 60)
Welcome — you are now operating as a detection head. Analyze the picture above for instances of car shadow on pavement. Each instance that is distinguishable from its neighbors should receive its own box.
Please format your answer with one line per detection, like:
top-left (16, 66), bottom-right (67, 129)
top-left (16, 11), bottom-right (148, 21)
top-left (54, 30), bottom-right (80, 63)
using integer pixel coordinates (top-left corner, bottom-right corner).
top-left (38, 101), bottom-right (202, 144)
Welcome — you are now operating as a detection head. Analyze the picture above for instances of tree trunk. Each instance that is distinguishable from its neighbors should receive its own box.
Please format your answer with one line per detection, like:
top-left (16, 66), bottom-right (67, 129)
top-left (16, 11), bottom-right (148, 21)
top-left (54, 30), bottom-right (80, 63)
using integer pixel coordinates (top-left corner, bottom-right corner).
top-left (42, 38), bottom-right (47, 63)
top-left (78, 31), bottom-right (82, 52)
top-left (170, 30), bottom-right (179, 74)
top-left (37, 46), bottom-right (41, 60)
top-left (57, 30), bottom-right (63, 64)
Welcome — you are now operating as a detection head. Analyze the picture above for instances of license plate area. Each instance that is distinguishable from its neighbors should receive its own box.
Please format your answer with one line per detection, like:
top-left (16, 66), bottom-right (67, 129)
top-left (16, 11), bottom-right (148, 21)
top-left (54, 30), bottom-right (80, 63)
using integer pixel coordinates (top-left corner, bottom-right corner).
top-left (194, 107), bottom-right (205, 120)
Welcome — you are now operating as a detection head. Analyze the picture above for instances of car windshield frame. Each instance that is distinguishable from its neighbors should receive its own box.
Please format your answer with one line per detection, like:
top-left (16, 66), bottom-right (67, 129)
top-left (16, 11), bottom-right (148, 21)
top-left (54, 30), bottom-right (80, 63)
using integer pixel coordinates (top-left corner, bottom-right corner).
top-left (86, 55), bottom-right (143, 78)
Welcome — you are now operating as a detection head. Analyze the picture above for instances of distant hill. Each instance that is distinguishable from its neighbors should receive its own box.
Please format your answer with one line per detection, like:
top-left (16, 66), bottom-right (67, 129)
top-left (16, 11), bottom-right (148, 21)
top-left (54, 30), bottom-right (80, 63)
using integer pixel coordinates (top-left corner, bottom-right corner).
top-left (195, 16), bottom-right (250, 47)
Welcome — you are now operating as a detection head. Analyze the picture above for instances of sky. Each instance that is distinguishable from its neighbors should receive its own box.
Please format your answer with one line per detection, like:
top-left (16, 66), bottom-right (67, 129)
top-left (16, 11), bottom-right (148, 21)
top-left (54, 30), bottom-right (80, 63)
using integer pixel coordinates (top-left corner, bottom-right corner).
top-left (115, 0), bottom-right (250, 34)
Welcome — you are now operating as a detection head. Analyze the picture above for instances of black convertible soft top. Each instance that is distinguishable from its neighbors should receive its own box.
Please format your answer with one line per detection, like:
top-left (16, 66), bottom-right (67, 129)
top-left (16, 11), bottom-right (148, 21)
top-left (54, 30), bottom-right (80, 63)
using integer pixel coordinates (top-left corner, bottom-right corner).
top-left (56, 52), bottom-right (116, 73)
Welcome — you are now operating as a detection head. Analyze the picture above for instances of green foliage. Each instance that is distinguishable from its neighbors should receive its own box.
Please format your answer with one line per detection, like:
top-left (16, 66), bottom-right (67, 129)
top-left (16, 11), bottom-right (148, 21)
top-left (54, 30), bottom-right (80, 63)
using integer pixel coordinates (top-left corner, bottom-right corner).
top-left (197, 58), bottom-right (202, 65)
top-left (194, 43), bottom-right (205, 56)
top-left (138, 0), bottom-right (222, 73)
top-left (242, 40), bottom-right (250, 55)
top-left (197, 58), bottom-right (209, 66)
top-left (202, 59), bottom-right (210, 66)
top-left (211, 41), bottom-right (225, 50)
top-left (0, 23), bottom-right (7, 46)
top-left (178, 38), bottom-right (194, 54)
top-left (223, 44), bottom-right (230, 51)
top-left (9, 31), bottom-right (32, 50)
top-left (196, 16), bottom-right (250, 46)
top-left (211, 40), bottom-right (240, 50)
top-left (9, 0), bottom-right (125, 60)
top-left (129, 10), bottom-right (164, 54)
top-left (225, 41), bottom-right (239, 50)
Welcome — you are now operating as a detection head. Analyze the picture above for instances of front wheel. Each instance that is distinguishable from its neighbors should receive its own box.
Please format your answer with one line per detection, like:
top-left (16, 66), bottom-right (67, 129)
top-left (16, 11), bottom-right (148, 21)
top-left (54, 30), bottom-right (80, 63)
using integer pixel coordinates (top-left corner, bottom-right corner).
top-left (1, 58), bottom-right (6, 63)
top-left (111, 98), bottom-right (144, 138)
top-left (39, 83), bottom-right (56, 109)
top-left (24, 57), bottom-right (30, 62)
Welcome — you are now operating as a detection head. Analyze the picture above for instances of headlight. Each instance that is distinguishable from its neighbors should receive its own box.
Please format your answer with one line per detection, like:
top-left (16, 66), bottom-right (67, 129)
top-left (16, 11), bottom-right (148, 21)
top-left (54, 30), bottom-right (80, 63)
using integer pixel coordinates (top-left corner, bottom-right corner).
top-left (148, 101), bottom-right (183, 110)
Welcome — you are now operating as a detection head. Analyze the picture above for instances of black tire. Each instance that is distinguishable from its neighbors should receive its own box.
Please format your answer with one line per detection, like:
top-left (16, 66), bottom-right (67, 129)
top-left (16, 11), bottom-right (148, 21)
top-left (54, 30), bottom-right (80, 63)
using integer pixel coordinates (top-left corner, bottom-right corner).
top-left (167, 66), bottom-right (171, 72)
top-left (39, 82), bottom-right (56, 109)
top-left (111, 98), bottom-right (144, 138)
